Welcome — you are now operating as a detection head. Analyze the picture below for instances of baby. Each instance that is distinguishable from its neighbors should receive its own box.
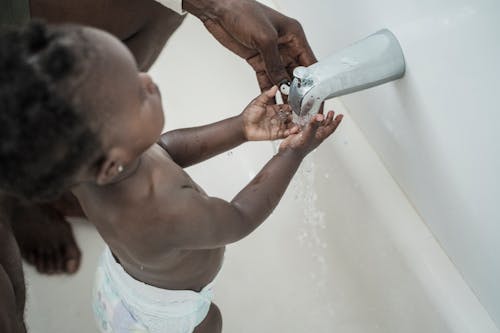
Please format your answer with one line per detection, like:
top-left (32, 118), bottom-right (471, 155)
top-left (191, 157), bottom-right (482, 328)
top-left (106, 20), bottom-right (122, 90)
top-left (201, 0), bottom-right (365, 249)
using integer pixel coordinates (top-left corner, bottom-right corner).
top-left (0, 22), bottom-right (342, 333)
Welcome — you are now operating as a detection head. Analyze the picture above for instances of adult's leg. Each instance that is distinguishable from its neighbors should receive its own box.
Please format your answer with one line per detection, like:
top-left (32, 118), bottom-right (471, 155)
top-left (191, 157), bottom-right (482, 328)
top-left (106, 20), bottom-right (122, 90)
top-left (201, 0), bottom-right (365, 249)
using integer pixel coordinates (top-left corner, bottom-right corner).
top-left (0, 199), bottom-right (27, 332)
top-left (9, 0), bottom-right (185, 274)
top-left (9, 195), bottom-right (83, 274)
top-left (0, 266), bottom-right (25, 333)
top-left (194, 303), bottom-right (222, 333)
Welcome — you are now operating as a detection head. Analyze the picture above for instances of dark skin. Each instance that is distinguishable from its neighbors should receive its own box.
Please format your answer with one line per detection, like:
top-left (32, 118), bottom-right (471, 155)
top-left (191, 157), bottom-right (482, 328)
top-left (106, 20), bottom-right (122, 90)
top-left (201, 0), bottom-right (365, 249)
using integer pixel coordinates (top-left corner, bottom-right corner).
top-left (3, 0), bottom-right (320, 330)
top-left (0, 198), bottom-right (27, 333)
top-left (69, 27), bottom-right (341, 332)
top-left (8, 0), bottom-right (319, 276)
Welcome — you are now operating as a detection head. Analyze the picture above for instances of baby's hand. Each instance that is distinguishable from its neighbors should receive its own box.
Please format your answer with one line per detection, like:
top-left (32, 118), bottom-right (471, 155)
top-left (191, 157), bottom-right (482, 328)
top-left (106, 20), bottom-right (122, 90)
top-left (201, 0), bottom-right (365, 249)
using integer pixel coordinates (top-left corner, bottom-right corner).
top-left (279, 111), bottom-right (343, 158)
top-left (242, 86), bottom-right (299, 141)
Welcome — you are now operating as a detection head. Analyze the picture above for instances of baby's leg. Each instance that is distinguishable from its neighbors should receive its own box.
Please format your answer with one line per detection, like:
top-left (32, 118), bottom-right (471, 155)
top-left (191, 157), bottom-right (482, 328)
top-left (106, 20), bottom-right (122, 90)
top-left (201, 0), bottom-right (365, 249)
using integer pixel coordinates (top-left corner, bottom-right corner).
top-left (194, 303), bottom-right (222, 333)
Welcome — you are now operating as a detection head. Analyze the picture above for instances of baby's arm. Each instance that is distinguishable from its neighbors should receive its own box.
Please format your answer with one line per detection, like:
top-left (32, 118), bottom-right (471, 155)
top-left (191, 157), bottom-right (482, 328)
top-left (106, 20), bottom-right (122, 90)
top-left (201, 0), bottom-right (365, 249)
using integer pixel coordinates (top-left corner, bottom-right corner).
top-left (158, 115), bottom-right (245, 168)
top-left (158, 86), bottom-right (297, 167)
top-left (159, 112), bottom-right (343, 249)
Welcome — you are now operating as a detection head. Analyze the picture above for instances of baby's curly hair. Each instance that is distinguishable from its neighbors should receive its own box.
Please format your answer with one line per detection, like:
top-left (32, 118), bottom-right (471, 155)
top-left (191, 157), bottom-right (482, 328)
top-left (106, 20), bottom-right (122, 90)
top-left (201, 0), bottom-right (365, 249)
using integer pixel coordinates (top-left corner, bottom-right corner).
top-left (0, 21), bottom-right (102, 202)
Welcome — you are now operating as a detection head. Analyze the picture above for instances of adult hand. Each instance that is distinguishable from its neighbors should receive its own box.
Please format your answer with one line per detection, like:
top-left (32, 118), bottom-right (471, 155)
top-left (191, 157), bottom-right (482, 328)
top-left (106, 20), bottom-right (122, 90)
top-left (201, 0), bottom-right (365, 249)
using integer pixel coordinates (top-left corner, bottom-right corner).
top-left (184, 0), bottom-right (317, 91)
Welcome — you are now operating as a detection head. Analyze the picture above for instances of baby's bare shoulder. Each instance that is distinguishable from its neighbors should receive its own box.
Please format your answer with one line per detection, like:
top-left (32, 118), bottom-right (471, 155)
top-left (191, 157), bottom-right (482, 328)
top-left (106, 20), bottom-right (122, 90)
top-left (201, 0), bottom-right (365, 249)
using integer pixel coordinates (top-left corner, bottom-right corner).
top-left (96, 145), bottom-right (206, 230)
top-left (137, 146), bottom-right (206, 208)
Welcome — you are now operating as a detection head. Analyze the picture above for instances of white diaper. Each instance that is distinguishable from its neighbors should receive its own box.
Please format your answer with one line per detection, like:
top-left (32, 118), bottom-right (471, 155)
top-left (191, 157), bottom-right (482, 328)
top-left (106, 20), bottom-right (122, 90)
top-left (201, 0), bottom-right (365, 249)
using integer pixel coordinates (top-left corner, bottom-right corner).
top-left (93, 247), bottom-right (214, 333)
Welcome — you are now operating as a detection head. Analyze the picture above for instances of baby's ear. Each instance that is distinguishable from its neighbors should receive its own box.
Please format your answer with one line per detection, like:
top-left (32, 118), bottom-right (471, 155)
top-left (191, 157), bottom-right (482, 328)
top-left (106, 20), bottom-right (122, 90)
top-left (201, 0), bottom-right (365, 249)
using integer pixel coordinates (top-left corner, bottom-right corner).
top-left (95, 147), bottom-right (126, 185)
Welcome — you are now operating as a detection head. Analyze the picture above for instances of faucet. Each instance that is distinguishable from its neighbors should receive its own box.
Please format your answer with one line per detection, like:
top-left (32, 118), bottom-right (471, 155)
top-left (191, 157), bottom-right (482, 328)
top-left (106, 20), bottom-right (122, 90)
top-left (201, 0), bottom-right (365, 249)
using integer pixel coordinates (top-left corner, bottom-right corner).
top-left (287, 29), bottom-right (406, 118)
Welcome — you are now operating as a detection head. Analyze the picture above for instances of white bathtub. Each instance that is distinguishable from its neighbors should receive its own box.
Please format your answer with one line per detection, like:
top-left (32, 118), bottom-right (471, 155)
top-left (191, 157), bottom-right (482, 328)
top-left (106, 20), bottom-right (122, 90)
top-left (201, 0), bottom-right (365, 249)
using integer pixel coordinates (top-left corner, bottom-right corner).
top-left (25, 4), bottom-right (499, 333)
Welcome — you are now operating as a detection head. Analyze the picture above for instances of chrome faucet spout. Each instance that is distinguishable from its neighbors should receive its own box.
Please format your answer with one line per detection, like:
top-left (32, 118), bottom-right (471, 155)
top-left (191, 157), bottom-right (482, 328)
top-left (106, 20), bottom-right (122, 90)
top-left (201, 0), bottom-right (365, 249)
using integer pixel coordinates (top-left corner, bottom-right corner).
top-left (289, 29), bottom-right (406, 117)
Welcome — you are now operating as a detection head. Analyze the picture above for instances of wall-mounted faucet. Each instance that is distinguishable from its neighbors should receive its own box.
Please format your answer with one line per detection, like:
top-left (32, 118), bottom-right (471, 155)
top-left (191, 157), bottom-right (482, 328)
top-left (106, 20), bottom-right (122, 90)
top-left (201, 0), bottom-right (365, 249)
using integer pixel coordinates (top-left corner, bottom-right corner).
top-left (287, 29), bottom-right (406, 118)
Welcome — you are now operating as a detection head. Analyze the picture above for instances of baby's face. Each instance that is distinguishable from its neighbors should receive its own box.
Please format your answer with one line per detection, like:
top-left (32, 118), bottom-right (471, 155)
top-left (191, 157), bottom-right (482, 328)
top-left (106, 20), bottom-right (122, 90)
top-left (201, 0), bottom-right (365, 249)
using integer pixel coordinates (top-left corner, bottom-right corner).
top-left (80, 27), bottom-right (164, 169)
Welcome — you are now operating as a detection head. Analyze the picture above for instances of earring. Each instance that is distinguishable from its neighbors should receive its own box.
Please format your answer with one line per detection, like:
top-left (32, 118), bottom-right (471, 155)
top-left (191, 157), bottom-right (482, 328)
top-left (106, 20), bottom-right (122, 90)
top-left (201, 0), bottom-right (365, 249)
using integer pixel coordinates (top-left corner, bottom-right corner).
top-left (117, 165), bottom-right (124, 173)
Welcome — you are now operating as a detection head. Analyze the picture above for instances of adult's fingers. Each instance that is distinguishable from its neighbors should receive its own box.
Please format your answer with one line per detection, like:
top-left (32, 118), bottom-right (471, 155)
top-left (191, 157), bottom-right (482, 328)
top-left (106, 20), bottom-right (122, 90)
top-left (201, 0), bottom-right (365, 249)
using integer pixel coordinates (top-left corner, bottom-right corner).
top-left (252, 55), bottom-right (296, 92)
top-left (296, 40), bottom-right (317, 67)
top-left (258, 34), bottom-right (291, 87)
top-left (277, 28), bottom-right (317, 67)
top-left (249, 43), bottom-right (298, 92)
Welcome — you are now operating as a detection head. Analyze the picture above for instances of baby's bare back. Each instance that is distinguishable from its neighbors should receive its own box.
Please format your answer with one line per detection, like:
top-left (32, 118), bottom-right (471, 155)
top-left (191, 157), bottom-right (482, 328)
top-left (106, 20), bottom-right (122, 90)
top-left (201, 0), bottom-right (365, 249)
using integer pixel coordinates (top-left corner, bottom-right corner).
top-left (78, 144), bottom-right (225, 292)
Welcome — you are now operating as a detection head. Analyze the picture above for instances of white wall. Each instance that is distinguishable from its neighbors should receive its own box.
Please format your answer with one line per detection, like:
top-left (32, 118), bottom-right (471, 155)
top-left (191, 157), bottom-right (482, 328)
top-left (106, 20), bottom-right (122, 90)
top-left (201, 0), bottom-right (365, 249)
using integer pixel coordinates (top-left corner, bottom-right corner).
top-left (273, 0), bottom-right (500, 327)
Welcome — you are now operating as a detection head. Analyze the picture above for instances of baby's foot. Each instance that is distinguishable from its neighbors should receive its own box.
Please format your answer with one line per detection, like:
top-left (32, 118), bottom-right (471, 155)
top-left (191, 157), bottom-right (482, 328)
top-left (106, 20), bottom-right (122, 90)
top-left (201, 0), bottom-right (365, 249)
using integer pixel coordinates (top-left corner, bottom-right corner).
top-left (10, 203), bottom-right (81, 274)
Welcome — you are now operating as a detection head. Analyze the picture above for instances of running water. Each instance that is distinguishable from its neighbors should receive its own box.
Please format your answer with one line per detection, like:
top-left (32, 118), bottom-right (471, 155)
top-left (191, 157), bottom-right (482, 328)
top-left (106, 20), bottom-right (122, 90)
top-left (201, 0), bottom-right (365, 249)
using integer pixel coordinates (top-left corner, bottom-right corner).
top-left (291, 157), bottom-right (328, 285)
top-left (271, 96), bottom-right (314, 154)
top-left (269, 100), bottom-right (336, 318)
top-left (276, 92), bottom-right (329, 295)
top-left (289, 155), bottom-right (335, 319)
top-left (292, 111), bottom-right (315, 128)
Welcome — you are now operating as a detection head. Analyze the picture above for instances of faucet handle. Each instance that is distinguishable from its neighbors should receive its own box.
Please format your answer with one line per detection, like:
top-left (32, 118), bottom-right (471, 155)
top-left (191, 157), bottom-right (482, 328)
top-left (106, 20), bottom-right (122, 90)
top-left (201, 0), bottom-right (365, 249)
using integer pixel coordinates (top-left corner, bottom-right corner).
top-left (279, 66), bottom-right (310, 96)
top-left (279, 79), bottom-right (291, 95)
top-left (293, 66), bottom-right (308, 80)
